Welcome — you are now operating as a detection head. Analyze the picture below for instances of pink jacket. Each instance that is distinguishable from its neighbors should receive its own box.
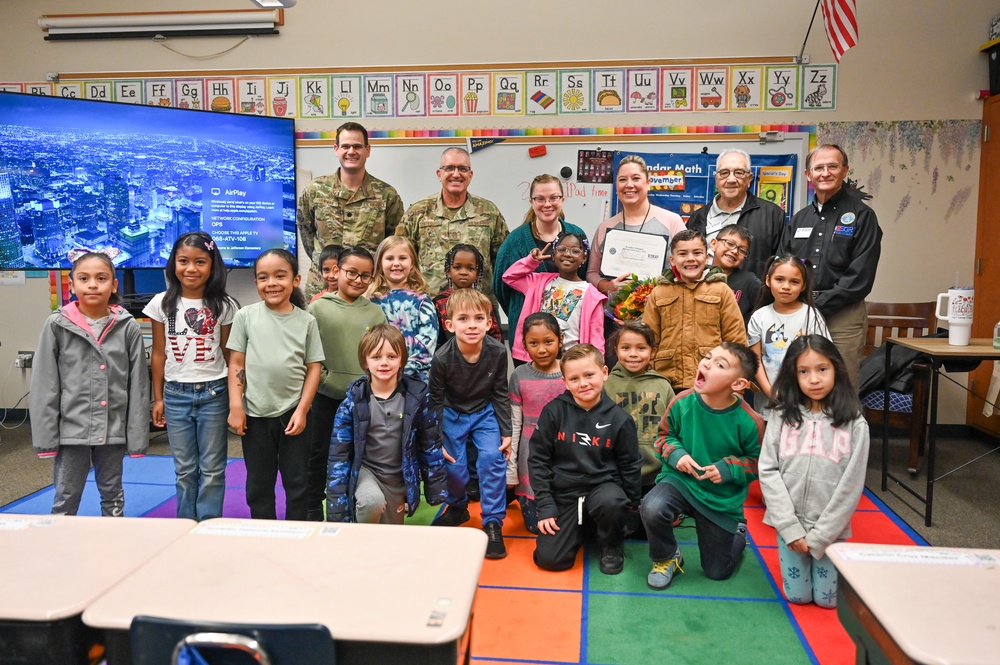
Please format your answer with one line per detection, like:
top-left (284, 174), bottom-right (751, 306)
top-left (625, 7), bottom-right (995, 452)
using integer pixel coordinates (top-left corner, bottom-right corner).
top-left (503, 255), bottom-right (607, 362)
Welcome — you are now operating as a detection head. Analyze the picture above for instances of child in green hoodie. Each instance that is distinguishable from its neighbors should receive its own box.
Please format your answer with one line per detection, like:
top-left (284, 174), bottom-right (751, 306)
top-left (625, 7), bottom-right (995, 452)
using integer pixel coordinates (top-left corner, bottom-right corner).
top-left (306, 246), bottom-right (387, 520)
top-left (603, 321), bottom-right (675, 493)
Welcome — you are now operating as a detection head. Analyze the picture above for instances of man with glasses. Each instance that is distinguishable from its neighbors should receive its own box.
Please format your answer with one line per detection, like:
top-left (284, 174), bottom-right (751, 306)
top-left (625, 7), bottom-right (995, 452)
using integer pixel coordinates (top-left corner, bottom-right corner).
top-left (297, 121), bottom-right (404, 298)
top-left (780, 144), bottom-right (883, 387)
top-left (687, 148), bottom-right (785, 279)
top-left (399, 147), bottom-right (509, 298)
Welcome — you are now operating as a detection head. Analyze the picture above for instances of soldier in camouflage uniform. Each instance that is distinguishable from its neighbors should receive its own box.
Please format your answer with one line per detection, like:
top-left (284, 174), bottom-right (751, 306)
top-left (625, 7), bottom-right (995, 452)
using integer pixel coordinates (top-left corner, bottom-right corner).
top-left (297, 122), bottom-right (404, 297)
top-left (398, 147), bottom-right (509, 299)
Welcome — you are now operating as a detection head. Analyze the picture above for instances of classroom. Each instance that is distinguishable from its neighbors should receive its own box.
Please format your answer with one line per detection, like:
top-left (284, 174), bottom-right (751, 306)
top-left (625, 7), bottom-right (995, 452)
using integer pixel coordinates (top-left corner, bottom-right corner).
top-left (1, 1), bottom-right (998, 664)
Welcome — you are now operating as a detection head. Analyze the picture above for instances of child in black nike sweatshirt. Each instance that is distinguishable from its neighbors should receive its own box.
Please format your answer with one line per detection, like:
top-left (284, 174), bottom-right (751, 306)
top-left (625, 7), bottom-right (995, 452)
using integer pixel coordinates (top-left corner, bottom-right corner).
top-left (528, 343), bottom-right (642, 575)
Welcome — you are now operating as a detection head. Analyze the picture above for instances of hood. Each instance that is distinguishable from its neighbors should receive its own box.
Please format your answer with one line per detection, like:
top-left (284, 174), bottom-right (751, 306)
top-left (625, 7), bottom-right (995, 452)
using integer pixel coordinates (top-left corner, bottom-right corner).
top-left (657, 264), bottom-right (728, 286)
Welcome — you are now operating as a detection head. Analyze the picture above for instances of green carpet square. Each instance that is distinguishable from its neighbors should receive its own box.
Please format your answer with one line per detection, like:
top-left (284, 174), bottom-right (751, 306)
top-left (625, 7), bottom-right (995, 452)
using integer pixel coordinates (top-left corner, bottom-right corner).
top-left (587, 594), bottom-right (810, 665)
top-left (586, 529), bottom-right (777, 600)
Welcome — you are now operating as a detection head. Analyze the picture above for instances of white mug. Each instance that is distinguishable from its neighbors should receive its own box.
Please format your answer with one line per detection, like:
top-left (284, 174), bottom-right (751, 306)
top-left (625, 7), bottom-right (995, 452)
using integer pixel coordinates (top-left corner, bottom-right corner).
top-left (936, 287), bottom-right (974, 346)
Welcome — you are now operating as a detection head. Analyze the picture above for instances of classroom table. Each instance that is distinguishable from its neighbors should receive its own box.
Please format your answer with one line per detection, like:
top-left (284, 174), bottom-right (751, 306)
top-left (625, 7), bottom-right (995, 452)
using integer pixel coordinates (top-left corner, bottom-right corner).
top-left (828, 542), bottom-right (1000, 665)
top-left (880, 337), bottom-right (1000, 526)
top-left (83, 518), bottom-right (487, 665)
top-left (0, 515), bottom-right (195, 665)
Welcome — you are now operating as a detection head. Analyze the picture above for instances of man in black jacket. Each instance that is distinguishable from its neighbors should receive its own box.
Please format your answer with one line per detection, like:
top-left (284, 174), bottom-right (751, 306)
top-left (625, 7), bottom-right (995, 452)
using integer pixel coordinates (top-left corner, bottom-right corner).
top-left (687, 148), bottom-right (785, 280)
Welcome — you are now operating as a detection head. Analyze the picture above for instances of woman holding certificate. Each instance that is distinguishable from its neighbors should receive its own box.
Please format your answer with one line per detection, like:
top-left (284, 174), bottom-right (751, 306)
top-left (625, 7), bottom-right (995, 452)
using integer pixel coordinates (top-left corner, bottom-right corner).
top-left (587, 155), bottom-right (686, 295)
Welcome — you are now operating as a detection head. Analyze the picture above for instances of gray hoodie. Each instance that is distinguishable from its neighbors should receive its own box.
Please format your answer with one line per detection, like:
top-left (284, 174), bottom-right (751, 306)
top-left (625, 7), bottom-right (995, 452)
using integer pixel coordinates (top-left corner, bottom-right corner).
top-left (758, 409), bottom-right (869, 559)
top-left (29, 302), bottom-right (149, 456)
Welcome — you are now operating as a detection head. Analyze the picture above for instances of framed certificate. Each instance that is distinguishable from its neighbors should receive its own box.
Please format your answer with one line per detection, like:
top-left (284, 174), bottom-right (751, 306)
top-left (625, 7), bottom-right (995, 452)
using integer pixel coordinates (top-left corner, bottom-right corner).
top-left (601, 229), bottom-right (668, 279)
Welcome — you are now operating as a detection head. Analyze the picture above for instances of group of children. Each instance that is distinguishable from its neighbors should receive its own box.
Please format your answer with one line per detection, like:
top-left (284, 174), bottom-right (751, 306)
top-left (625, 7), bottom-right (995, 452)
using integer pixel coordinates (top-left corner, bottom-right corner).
top-left (29, 212), bottom-right (869, 609)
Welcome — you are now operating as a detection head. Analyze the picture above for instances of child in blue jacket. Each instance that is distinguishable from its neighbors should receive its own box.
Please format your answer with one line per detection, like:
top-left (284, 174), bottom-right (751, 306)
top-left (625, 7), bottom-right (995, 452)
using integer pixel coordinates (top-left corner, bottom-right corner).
top-left (326, 324), bottom-right (447, 523)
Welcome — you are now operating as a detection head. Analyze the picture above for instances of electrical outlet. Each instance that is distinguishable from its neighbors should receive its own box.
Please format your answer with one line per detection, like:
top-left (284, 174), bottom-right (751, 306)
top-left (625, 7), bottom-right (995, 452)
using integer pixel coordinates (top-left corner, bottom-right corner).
top-left (15, 351), bottom-right (33, 369)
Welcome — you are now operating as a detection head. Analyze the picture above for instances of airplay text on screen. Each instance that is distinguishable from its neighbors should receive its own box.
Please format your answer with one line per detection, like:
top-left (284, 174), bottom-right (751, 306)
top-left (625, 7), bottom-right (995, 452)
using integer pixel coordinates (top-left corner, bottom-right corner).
top-left (202, 179), bottom-right (284, 261)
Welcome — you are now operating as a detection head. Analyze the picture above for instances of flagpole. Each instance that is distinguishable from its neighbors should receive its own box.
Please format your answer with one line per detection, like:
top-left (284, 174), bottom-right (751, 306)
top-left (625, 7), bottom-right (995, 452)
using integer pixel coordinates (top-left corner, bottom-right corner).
top-left (798, 0), bottom-right (822, 63)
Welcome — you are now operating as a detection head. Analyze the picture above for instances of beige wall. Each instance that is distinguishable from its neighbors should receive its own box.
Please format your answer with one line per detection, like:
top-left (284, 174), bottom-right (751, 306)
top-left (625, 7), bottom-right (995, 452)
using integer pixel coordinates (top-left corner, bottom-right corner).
top-left (1, 1), bottom-right (995, 422)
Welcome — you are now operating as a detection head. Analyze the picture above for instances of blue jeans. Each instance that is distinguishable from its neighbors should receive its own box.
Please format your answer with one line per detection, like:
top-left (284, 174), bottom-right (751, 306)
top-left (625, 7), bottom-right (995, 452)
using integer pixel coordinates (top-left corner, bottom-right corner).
top-left (163, 378), bottom-right (229, 521)
top-left (441, 404), bottom-right (506, 526)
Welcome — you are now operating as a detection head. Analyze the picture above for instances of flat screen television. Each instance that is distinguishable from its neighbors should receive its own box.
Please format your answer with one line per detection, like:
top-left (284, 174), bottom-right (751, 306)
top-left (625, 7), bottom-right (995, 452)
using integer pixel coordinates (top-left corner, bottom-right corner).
top-left (0, 90), bottom-right (296, 271)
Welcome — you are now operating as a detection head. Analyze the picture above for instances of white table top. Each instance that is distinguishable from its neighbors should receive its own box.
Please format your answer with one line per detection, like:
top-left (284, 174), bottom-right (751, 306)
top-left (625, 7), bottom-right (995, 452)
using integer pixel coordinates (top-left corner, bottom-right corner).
top-left (83, 519), bottom-right (487, 645)
top-left (828, 542), bottom-right (1000, 665)
top-left (0, 515), bottom-right (195, 622)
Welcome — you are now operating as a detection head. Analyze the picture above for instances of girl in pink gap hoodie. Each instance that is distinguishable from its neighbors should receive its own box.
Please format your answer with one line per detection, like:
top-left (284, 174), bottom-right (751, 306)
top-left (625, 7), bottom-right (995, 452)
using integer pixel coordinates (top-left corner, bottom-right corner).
top-left (29, 252), bottom-right (149, 516)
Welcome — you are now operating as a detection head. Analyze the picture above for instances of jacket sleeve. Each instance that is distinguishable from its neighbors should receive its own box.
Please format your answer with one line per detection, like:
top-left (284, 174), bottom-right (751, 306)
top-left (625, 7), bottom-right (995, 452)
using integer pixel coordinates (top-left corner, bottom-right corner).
top-left (718, 286), bottom-right (748, 346)
top-left (326, 395), bottom-right (355, 523)
top-left (508, 399), bottom-right (523, 485)
top-left (29, 319), bottom-right (61, 457)
top-left (528, 405), bottom-right (558, 520)
top-left (585, 289), bottom-right (608, 353)
top-left (757, 419), bottom-right (808, 545)
top-left (416, 391), bottom-right (448, 506)
top-left (614, 416), bottom-right (643, 507)
top-left (125, 320), bottom-right (150, 456)
top-left (428, 351), bottom-right (446, 422)
top-left (493, 236), bottom-right (518, 316)
top-left (813, 209), bottom-right (883, 318)
top-left (717, 408), bottom-right (763, 486)
top-left (384, 189), bottom-right (405, 238)
top-left (406, 295), bottom-right (439, 379)
top-left (655, 395), bottom-right (687, 467)
top-left (804, 418), bottom-right (871, 559)
top-left (502, 254), bottom-right (542, 293)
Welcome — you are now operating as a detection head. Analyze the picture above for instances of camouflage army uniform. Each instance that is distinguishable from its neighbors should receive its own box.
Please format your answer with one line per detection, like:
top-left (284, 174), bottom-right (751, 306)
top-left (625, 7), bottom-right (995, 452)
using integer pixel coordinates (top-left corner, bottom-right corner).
top-left (399, 193), bottom-right (509, 298)
top-left (297, 170), bottom-right (404, 297)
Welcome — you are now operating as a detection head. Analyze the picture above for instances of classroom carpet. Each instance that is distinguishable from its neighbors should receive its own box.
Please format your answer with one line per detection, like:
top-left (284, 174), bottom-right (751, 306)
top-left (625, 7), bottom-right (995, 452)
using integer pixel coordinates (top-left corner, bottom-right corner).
top-left (1, 455), bottom-right (927, 665)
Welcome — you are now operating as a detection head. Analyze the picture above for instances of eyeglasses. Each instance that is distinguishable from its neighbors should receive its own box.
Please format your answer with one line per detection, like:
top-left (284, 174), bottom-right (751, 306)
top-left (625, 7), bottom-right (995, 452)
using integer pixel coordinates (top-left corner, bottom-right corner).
top-left (531, 195), bottom-right (564, 204)
top-left (439, 165), bottom-right (472, 173)
top-left (717, 237), bottom-right (749, 257)
top-left (810, 163), bottom-right (843, 174)
top-left (716, 169), bottom-right (751, 179)
top-left (341, 267), bottom-right (374, 284)
top-left (554, 246), bottom-right (585, 257)
top-left (337, 143), bottom-right (366, 152)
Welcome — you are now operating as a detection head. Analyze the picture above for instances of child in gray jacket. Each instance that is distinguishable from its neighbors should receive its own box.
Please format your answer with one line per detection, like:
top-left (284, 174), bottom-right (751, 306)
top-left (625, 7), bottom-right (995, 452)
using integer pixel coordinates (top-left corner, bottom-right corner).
top-left (30, 252), bottom-right (149, 516)
top-left (758, 334), bottom-right (869, 609)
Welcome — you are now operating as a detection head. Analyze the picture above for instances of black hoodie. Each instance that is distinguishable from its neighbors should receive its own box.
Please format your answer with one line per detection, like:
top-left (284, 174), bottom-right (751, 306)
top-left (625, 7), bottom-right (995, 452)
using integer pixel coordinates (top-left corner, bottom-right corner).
top-left (528, 391), bottom-right (642, 521)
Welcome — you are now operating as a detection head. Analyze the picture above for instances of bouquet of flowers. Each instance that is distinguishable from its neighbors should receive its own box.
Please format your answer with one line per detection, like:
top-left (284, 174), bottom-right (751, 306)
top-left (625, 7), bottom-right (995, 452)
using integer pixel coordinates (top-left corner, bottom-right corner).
top-left (606, 274), bottom-right (658, 322)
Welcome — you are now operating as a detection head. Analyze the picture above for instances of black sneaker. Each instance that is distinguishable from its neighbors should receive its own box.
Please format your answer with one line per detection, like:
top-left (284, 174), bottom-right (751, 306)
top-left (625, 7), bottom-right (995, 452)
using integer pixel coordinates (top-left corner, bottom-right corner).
top-left (483, 521), bottom-right (507, 559)
top-left (599, 543), bottom-right (624, 575)
top-left (431, 505), bottom-right (471, 527)
top-left (466, 480), bottom-right (480, 502)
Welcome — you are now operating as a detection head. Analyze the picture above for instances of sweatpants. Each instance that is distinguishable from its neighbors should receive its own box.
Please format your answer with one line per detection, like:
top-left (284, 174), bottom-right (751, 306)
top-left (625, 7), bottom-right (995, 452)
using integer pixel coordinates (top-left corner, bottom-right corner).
top-left (242, 406), bottom-right (311, 520)
top-left (51, 444), bottom-right (126, 517)
top-left (533, 482), bottom-right (629, 571)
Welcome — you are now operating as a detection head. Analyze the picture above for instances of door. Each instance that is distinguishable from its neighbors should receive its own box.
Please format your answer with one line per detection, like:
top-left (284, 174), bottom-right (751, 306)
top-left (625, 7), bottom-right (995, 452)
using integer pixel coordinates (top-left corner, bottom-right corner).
top-left (967, 94), bottom-right (1000, 438)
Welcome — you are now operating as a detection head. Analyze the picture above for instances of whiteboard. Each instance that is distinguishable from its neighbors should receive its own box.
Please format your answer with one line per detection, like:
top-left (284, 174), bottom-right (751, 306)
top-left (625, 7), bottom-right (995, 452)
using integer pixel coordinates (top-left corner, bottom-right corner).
top-left (295, 133), bottom-right (812, 242)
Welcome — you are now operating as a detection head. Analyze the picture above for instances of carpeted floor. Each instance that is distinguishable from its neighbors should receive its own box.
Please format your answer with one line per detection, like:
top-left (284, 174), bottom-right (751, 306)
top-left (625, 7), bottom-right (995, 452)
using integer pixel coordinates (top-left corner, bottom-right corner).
top-left (1, 452), bottom-right (929, 665)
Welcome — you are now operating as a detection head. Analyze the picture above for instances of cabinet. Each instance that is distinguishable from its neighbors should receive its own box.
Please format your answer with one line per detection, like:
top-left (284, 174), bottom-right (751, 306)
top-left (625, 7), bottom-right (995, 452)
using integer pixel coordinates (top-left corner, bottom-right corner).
top-left (967, 94), bottom-right (1000, 437)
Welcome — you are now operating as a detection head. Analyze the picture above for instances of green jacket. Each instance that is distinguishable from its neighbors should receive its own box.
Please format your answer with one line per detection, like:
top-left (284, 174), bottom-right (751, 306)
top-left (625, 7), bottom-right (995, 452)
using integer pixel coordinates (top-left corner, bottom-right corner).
top-left (603, 363), bottom-right (675, 488)
top-left (308, 293), bottom-right (387, 399)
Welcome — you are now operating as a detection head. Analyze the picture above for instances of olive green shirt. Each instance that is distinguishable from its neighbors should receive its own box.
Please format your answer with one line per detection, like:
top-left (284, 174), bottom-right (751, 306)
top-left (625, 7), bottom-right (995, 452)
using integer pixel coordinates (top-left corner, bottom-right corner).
top-left (297, 169), bottom-right (404, 297)
top-left (399, 192), bottom-right (508, 298)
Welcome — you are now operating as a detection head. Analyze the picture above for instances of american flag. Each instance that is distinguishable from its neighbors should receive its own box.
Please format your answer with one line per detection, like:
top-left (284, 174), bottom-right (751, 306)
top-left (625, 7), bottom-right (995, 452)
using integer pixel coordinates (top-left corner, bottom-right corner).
top-left (821, 0), bottom-right (858, 62)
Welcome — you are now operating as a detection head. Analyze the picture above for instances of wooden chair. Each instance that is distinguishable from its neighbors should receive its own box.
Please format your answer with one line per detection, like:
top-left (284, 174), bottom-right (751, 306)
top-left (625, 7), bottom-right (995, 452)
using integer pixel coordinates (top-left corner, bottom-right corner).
top-left (861, 302), bottom-right (935, 474)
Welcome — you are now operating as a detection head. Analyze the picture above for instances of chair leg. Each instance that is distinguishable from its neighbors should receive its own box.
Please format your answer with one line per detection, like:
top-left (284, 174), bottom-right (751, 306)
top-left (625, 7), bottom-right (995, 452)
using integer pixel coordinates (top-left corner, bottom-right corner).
top-left (908, 364), bottom-right (932, 476)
